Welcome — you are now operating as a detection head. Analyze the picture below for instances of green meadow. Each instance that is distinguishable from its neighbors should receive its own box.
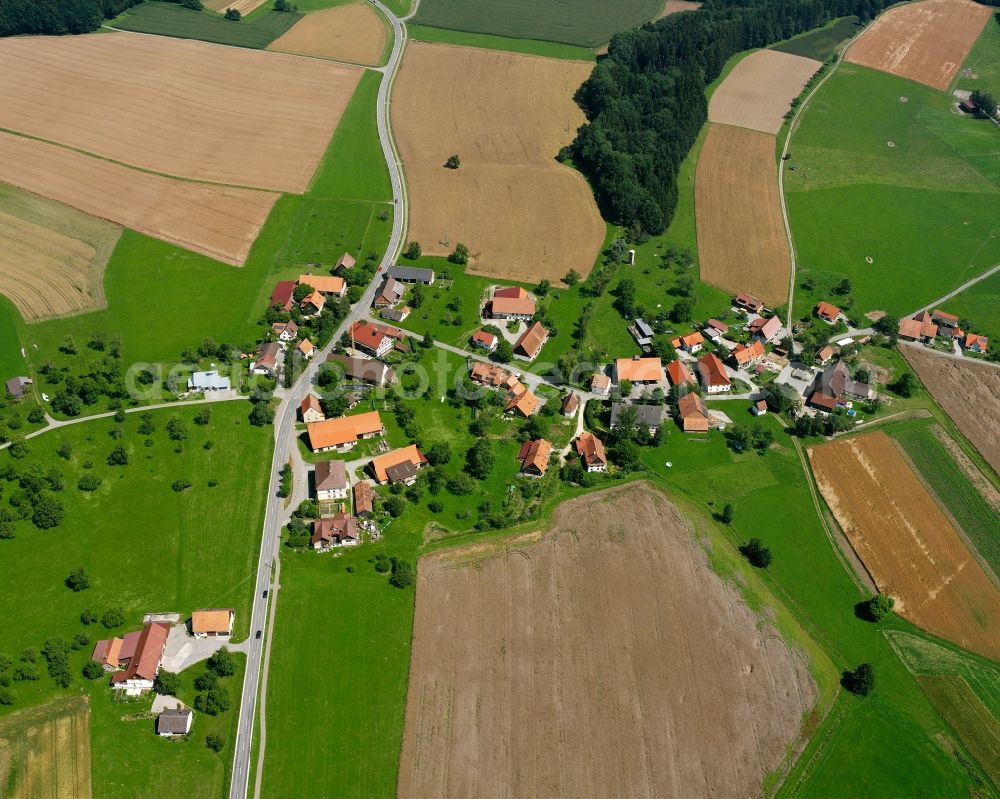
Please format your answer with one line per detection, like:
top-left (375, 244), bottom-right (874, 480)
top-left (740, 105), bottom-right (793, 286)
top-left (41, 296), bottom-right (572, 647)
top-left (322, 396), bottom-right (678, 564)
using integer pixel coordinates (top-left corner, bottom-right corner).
top-left (111, 2), bottom-right (301, 48)
top-left (771, 15), bottom-right (860, 61)
top-left (786, 63), bottom-right (1000, 318)
top-left (406, 24), bottom-right (597, 60)
top-left (947, 269), bottom-right (1000, 340)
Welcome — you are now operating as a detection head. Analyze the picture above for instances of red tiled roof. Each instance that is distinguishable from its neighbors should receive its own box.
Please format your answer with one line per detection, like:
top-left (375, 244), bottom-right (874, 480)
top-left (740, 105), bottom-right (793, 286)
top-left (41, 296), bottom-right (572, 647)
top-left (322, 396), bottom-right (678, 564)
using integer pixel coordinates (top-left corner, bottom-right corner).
top-left (615, 357), bottom-right (664, 382)
top-left (574, 431), bottom-right (606, 467)
top-left (698, 352), bottom-right (731, 387)
top-left (517, 438), bottom-right (552, 475)
top-left (666, 359), bottom-right (693, 386)
top-left (514, 322), bottom-right (548, 359)
top-left (815, 301), bottom-right (840, 321)
top-left (270, 280), bottom-right (296, 309)
top-left (110, 623), bottom-right (169, 684)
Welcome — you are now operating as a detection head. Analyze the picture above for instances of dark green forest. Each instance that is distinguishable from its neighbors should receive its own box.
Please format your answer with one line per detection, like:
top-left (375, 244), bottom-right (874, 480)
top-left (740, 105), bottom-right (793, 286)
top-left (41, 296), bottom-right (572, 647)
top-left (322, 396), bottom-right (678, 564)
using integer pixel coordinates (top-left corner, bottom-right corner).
top-left (1, 0), bottom-right (143, 36)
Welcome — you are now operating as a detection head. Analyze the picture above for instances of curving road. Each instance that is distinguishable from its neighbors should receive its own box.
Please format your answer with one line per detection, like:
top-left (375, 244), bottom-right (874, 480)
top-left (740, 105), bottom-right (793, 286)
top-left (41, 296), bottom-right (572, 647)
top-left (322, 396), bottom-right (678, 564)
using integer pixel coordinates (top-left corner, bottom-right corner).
top-left (229, 2), bottom-right (416, 797)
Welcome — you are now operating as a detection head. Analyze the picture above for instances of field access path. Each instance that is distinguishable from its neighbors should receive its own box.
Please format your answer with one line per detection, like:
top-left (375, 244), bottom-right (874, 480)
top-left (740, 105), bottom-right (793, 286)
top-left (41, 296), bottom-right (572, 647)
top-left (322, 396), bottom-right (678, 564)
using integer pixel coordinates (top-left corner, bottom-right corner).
top-left (232, 2), bottom-right (417, 798)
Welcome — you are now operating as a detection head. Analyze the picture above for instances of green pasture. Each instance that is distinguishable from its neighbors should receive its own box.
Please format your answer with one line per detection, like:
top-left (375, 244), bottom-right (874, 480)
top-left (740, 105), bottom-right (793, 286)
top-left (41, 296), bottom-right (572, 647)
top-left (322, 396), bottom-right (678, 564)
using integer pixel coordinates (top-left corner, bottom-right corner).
top-left (411, 0), bottom-right (663, 48)
top-left (0, 296), bottom-right (25, 378)
top-left (955, 11), bottom-right (1000, 94)
top-left (771, 15), bottom-right (860, 61)
top-left (406, 23), bottom-right (596, 60)
top-left (946, 270), bottom-right (1000, 340)
top-left (786, 63), bottom-right (1000, 317)
top-left (111, 2), bottom-right (301, 48)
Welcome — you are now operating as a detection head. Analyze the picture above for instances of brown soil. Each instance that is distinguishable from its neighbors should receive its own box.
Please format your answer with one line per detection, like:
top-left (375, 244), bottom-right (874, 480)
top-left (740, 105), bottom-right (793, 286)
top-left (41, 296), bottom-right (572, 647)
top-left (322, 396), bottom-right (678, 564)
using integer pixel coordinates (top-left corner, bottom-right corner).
top-left (0, 186), bottom-right (120, 320)
top-left (391, 43), bottom-right (605, 283)
top-left (0, 132), bottom-right (278, 266)
top-left (267, 4), bottom-right (386, 66)
top-left (709, 49), bottom-right (822, 134)
top-left (902, 345), bottom-right (1000, 475)
top-left (844, 0), bottom-right (992, 91)
top-left (398, 483), bottom-right (817, 799)
top-left (695, 124), bottom-right (791, 306)
top-left (809, 432), bottom-right (1000, 661)
top-left (0, 32), bottom-right (361, 192)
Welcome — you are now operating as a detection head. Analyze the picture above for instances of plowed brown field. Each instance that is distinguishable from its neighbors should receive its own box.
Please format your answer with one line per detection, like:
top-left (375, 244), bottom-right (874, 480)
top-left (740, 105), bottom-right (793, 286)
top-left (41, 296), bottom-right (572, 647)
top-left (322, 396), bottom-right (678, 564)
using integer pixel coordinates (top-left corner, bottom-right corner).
top-left (392, 43), bottom-right (605, 283)
top-left (0, 133), bottom-right (278, 266)
top-left (399, 483), bottom-right (817, 799)
top-left (844, 0), bottom-right (992, 91)
top-left (695, 124), bottom-right (790, 305)
top-left (902, 345), bottom-right (1000, 474)
top-left (267, 4), bottom-right (386, 66)
top-left (709, 49), bottom-right (821, 134)
top-left (0, 33), bottom-right (361, 192)
top-left (810, 432), bottom-right (1000, 661)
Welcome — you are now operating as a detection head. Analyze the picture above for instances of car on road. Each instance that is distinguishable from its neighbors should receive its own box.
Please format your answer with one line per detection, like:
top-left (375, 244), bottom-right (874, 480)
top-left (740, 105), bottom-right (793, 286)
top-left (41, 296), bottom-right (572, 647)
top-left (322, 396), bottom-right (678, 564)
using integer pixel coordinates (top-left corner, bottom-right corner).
top-left (262, 590), bottom-right (268, 598)
top-left (255, 630), bottom-right (262, 640)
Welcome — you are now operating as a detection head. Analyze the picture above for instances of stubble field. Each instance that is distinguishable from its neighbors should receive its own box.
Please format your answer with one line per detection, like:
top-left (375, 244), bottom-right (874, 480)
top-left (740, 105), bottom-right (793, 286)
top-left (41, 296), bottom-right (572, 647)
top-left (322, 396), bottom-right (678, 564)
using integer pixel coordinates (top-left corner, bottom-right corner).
top-left (708, 49), bottom-right (822, 134)
top-left (267, 3), bottom-right (387, 65)
top-left (844, 0), bottom-right (992, 90)
top-left (0, 696), bottom-right (92, 799)
top-left (0, 133), bottom-right (279, 267)
top-left (695, 124), bottom-right (790, 305)
top-left (901, 346), bottom-right (1000, 475)
top-left (0, 33), bottom-right (360, 192)
top-left (203, 0), bottom-right (268, 13)
top-left (398, 483), bottom-right (816, 799)
top-left (0, 185), bottom-right (120, 320)
top-left (809, 432), bottom-right (1000, 661)
top-left (391, 43), bottom-right (605, 283)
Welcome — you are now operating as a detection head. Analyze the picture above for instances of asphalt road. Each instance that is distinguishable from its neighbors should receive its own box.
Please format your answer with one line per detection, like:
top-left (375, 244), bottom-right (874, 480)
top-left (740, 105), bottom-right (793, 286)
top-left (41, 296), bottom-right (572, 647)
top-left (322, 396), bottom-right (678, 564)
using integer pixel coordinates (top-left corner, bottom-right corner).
top-left (228, 2), bottom-right (413, 796)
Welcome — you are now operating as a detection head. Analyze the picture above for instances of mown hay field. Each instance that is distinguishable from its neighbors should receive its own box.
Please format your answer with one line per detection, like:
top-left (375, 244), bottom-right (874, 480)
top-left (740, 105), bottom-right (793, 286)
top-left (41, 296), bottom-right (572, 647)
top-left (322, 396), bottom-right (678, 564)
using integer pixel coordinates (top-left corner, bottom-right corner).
top-left (0, 32), bottom-right (360, 192)
top-left (0, 133), bottom-right (278, 266)
top-left (809, 432), bottom-right (1000, 661)
top-left (902, 346), bottom-right (1000, 475)
top-left (708, 49), bottom-right (822, 134)
top-left (392, 43), bottom-right (604, 282)
top-left (268, 3), bottom-right (386, 65)
top-left (204, 0), bottom-right (268, 13)
top-left (845, 0), bottom-right (992, 91)
top-left (695, 124), bottom-right (790, 305)
top-left (399, 483), bottom-right (817, 799)
top-left (0, 185), bottom-right (120, 321)
top-left (0, 696), bottom-right (92, 799)
top-left (411, 0), bottom-right (664, 47)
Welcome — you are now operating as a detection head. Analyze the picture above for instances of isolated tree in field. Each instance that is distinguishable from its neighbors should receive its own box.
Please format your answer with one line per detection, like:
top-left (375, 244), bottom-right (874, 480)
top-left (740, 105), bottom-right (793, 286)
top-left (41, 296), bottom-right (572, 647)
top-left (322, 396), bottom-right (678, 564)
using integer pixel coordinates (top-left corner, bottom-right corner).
top-left (405, 241), bottom-right (422, 260)
top-left (445, 154), bottom-right (461, 169)
top-left (466, 439), bottom-right (495, 479)
top-left (384, 496), bottom-right (405, 518)
top-left (80, 608), bottom-right (97, 625)
top-left (426, 442), bottom-right (451, 466)
top-left (971, 89), bottom-right (997, 118)
top-left (171, 478), bottom-right (192, 493)
top-left (207, 647), bottom-right (236, 677)
top-left (8, 439), bottom-right (28, 460)
top-left (65, 567), bottom-right (90, 592)
top-left (194, 407), bottom-right (211, 426)
top-left (865, 593), bottom-right (895, 622)
top-left (224, 7), bottom-right (241, 20)
top-left (206, 733), bottom-right (225, 752)
top-left (196, 686), bottom-right (230, 715)
top-left (154, 670), bottom-right (181, 695)
top-left (843, 663), bottom-right (875, 696)
top-left (720, 503), bottom-right (734, 524)
top-left (249, 401), bottom-right (275, 427)
top-left (60, 335), bottom-right (77, 355)
top-left (32, 494), bottom-right (64, 529)
top-left (101, 607), bottom-right (125, 629)
top-left (82, 660), bottom-right (104, 680)
top-left (741, 537), bottom-right (772, 568)
top-left (449, 242), bottom-right (469, 264)
top-left (890, 372), bottom-right (918, 398)
top-left (563, 268), bottom-right (581, 286)
top-left (27, 408), bottom-right (45, 425)
top-left (389, 559), bottom-right (415, 589)
top-left (833, 278), bottom-right (852, 296)
top-left (195, 670), bottom-right (219, 692)
top-left (107, 445), bottom-right (128, 466)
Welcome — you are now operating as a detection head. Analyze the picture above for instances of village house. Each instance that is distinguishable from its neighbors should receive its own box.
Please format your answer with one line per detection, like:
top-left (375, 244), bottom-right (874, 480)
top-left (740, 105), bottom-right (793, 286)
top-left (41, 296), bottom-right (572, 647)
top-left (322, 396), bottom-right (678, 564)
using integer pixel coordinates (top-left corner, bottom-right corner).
top-left (610, 402), bottom-right (665, 435)
top-left (703, 319), bottom-right (730, 342)
top-left (270, 280), bottom-right (296, 312)
top-left (353, 481), bottom-right (375, 517)
top-left (506, 387), bottom-right (540, 418)
top-left (387, 265), bottom-right (435, 284)
top-left (191, 609), bottom-right (234, 638)
top-left (312, 513), bottom-right (359, 549)
top-left (252, 342), bottom-right (281, 378)
top-left (272, 320), bottom-right (298, 343)
top-left (517, 438), bottom-right (552, 478)
top-left (815, 344), bottom-right (836, 364)
top-left (298, 274), bottom-right (347, 299)
top-left (187, 370), bottom-right (230, 392)
top-left (326, 354), bottom-right (396, 386)
top-left (348, 321), bottom-right (395, 358)
top-left (370, 444), bottom-right (427, 484)
top-left (748, 315), bottom-right (782, 343)
top-left (898, 310), bottom-right (938, 342)
top-left (488, 286), bottom-right (536, 320)
top-left (677, 392), bottom-right (709, 433)
top-left (964, 333), bottom-right (989, 353)
top-left (666, 359), bottom-right (695, 387)
top-left (614, 356), bottom-right (665, 384)
top-left (307, 411), bottom-right (385, 453)
top-left (815, 301), bottom-right (842, 325)
top-left (299, 291), bottom-right (325, 318)
top-left (574, 431), bottom-right (607, 472)
top-left (670, 331), bottom-right (705, 354)
top-left (591, 373), bottom-right (612, 396)
top-left (374, 276), bottom-right (405, 308)
top-left (734, 293), bottom-right (764, 314)
top-left (562, 393), bottom-right (580, 417)
top-left (471, 330), bottom-right (498, 353)
top-left (513, 322), bottom-right (549, 360)
top-left (381, 305), bottom-right (411, 323)
top-left (730, 340), bottom-right (766, 368)
top-left (751, 399), bottom-right (768, 416)
top-left (157, 707), bottom-right (193, 737)
top-left (698, 352), bottom-right (732, 394)
top-left (4, 376), bottom-right (32, 400)
top-left (808, 360), bottom-right (874, 411)
top-left (300, 394), bottom-right (325, 424)
top-left (314, 459), bottom-right (349, 501)
top-left (335, 252), bottom-right (356, 272)
top-left (91, 622), bottom-right (170, 695)
top-left (932, 308), bottom-right (959, 332)
top-left (297, 339), bottom-right (315, 360)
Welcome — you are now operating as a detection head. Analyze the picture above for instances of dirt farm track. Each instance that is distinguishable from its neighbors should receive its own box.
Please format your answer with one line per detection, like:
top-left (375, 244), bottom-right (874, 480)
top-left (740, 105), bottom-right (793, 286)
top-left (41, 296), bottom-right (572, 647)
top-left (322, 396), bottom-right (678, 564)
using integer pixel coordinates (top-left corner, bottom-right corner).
top-left (398, 483), bottom-right (817, 799)
top-left (845, 0), bottom-right (992, 91)
top-left (0, 32), bottom-right (360, 193)
top-left (810, 433), bottom-right (1000, 662)
top-left (391, 43), bottom-right (605, 283)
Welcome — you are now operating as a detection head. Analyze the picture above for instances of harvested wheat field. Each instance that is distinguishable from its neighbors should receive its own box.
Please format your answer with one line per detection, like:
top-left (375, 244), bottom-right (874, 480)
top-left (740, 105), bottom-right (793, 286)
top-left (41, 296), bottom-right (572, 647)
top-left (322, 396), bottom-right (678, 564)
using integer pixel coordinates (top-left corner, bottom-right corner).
top-left (845, 0), bottom-right (992, 91)
top-left (204, 0), bottom-right (267, 13)
top-left (0, 33), bottom-right (361, 192)
top-left (810, 432), bottom-right (1000, 661)
top-left (0, 696), bottom-right (92, 799)
top-left (392, 43), bottom-right (605, 283)
top-left (709, 49), bottom-right (821, 134)
top-left (268, 4), bottom-right (386, 65)
top-left (696, 124), bottom-right (790, 305)
top-left (0, 185), bottom-right (120, 321)
top-left (902, 345), bottom-right (1000, 474)
top-left (399, 483), bottom-right (817, 799)
top-left (0, 133), bottom-right (278, 266)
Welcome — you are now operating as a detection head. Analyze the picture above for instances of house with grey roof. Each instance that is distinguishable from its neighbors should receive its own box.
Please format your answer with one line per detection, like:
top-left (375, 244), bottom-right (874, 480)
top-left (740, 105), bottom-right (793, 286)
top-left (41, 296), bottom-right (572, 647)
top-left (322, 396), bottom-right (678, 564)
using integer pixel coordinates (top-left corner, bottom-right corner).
top-left (187, 370), bottom-right (231, 392)
top-left (4, 376), bottom-right (31, 400)
top-left (610, 402), bottom-right (665, 435)
top-left (387, 265), bottom-right (435, 284)
top-left (157, 707), bottom-right (193, 737)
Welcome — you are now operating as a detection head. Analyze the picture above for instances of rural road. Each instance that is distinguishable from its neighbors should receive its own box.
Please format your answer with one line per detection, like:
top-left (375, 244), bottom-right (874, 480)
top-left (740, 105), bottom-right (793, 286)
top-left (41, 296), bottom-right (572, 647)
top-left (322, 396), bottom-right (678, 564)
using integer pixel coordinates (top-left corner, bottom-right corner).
top-left (229, 2), bottom-right (416, 798)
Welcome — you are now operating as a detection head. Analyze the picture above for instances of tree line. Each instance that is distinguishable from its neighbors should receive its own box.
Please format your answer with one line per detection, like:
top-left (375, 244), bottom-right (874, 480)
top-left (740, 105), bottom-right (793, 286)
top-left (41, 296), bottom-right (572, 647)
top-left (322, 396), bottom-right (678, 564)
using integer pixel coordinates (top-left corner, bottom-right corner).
top-left (0, 0), bottom-right (144, 36)
top-left (566, 0), bottom-right (900, 235)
